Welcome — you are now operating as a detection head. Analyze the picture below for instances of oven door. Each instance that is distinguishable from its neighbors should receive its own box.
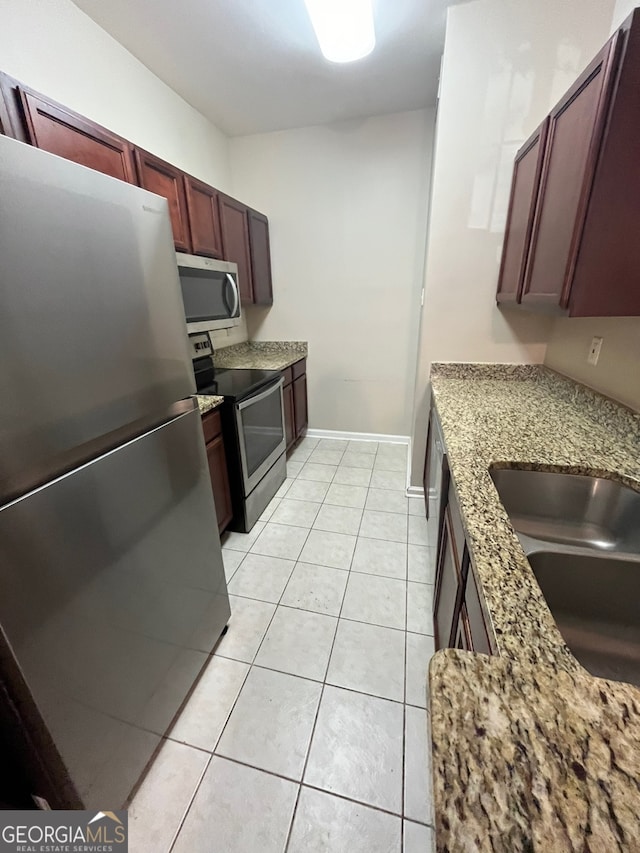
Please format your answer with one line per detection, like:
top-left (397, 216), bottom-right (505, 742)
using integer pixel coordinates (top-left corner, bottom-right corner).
top-left (235, 378), bottom-right (286, 495)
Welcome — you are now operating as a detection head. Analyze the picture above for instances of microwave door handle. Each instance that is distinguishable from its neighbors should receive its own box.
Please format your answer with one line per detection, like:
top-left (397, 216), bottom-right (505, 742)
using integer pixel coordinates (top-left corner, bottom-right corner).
top-left (226, 273), bottom-right (239, 318)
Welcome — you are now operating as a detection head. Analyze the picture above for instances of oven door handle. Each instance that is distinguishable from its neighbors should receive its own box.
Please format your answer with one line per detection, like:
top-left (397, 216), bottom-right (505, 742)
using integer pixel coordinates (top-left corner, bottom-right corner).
top-left (225, 273), bottom-right (240, 318)
top-left (236, 377), bottom-right (284, 411)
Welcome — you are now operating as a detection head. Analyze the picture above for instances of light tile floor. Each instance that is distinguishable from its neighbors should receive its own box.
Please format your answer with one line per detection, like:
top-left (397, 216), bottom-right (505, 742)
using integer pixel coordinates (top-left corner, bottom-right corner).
top-left (130, 437), bottom-right (438, 853)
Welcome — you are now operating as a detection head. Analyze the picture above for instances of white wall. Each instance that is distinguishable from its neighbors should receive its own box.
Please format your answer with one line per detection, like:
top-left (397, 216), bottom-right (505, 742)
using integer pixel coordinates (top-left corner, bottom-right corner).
top-left (409, 0), bottom-right (616, 486)
top-left (230, 110), bottom-right (435, 437)
top-left (0, 0), bottom-right (231, 192)
top-left (543, 0), bottom-right (640, 413)
top-left (613, 0), bottom-right (637, 28)
top-left (545, 318), bottom-right (640, 411)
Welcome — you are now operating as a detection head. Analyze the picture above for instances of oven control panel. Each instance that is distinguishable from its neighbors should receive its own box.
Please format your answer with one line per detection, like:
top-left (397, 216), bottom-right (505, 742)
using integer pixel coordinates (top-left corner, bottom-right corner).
top-left (188, 332), bottom-right (213, 361)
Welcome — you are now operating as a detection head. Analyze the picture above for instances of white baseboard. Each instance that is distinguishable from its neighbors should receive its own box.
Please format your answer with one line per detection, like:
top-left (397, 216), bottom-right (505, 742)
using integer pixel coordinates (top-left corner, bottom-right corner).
top-left (304, 429), bottom-right (427, 497)
top-left (406, 485), bottom-right (425, 498)
top-left (305, 428), bottom-right (410, 445)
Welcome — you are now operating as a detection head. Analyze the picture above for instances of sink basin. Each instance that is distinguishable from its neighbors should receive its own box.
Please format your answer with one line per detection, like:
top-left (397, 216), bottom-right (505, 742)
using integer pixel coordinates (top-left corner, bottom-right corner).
top-left (490, 468), bottom-right (640, 555)
top-left (528, 550), bottom-right (640, 686)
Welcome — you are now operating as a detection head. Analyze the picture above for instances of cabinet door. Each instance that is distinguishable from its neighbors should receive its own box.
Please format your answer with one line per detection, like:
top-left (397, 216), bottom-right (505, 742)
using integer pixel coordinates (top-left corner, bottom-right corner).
top-left (496, 119), bottom-right (549, 303)
top-left (455, 606), bottom-right (472, 651)
top-left (0, 74), bottom-right (15, 139)
top-left (248, 209), bottom-right (274, 306)
top-left (521, 37), bottom-right (620, 309)
top-left (465, 564), bottom-right (492, 655)
top-left (219, 195), bottom-right (253, 303)
top-left (206, 434), bottom-right (233, 534)
top-left (184, 176), bottom-right (223, 258)
top-left (293, 374), bottom-right (308, 439)
top-left (19, 89), bottom-right (136, 184)
top-left (0, 73), bottom-right (29, 142)
top-left (423, 409), bottom-right (434, 518)
top-left (433, 512), bottom-right (460, 649)
top-left (134, 149), bottom-right (191, 252)
top-left (283, 382), bottom-right (295, 449)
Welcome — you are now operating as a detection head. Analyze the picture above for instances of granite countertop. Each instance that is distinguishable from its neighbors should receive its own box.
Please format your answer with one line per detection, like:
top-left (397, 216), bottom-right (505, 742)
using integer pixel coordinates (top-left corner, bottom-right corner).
top-left (195, 342), bottom-right (307, 415)
top-left (214, 340), bottom-right (308, 371)
top-left (196, 395), bottom-right (224, 416)
top-left (427, 363), bottom-right (640, 852)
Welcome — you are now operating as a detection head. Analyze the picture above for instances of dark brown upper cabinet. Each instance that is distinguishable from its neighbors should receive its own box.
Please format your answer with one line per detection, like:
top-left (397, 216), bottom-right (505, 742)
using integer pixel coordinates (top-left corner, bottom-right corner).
top-left (0, 69), bottom-right (276, 306)
top-left (0, 73), bottom-right (28, 142)
top-left (569, 14), bottom-right (640, 317)
top-left (219, 194), bottom-right (253, 304)
top-left (17, 88), bottom-right (137, 184)
top-left (496, 119), bottom-right (548, 303)
top-left (247, 209), bottom-right (274, 306)
top-left (0, 76), bottom-right (13, 138)
top-left (498, 10), bottom-right (640, 317)
top-left (134, 149), bottom-right (191, 252)
top-left (521, 36), bottom-right (620, 310)
top-left (184, 175), bottom-right (223, 258)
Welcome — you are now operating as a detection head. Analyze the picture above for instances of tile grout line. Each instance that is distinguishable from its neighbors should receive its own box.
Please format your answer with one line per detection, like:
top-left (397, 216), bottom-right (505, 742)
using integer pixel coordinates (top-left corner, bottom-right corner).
top-left (282, 441), bottom-right (352, 852)
top-left (174, 438), bottom-right (428, 851)
top-left (169, 470), bottom-right (326, 853)
top-left (187, 507), bottom-right (322, 853)
top-left (284, 442), bottom-right (406, 853)
top-left (166, 750), bottom-right (214, 853)
top-left (401, 502), bottom-right (410, 845)
top-left (182, 752), bottom-right (433, 828)
top-left (220, 443), bottom-right (355, 838)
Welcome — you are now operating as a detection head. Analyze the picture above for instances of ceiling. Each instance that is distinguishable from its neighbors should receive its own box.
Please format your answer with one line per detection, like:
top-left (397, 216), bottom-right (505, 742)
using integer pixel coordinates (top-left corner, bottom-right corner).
top-left (71, 0), bottom-right (458, 137)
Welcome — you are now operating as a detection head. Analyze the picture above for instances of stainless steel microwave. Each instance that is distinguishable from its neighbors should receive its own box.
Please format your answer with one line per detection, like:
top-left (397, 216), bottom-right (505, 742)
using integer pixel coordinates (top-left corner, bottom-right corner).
top-left (176, 252), bottom-right (241, 333)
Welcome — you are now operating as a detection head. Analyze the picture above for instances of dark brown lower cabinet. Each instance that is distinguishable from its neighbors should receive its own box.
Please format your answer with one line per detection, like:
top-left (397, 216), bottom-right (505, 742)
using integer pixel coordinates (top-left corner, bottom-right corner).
top-left (283, 381), bottom-right (295, 449)
top-left (433, 462), bottom-right (495, 654)
top-left (434, 510), bottom-right (460, 648)
top-left (283, 359), bottom-right (309, 453)
top-left (293, 374), bottom-right (308, 438)
top-left (454, 606), bottom-right (472, 651)
top-left (202, 409), bottom-right (232, 534)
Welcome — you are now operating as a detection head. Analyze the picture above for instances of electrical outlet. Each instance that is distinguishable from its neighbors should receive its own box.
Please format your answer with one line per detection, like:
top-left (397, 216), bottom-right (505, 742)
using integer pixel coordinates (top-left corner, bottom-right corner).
top-left (587, 336), bottom-right (603, 366)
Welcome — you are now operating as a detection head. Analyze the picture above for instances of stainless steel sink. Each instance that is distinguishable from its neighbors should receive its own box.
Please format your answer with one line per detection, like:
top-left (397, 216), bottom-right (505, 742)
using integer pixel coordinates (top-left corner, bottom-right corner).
top-left (490, 468), bottom-right (640, 555)
top-left (528, 550), bottom-right (640, 687)
top-left (491, 467), bottom-right (640, 686)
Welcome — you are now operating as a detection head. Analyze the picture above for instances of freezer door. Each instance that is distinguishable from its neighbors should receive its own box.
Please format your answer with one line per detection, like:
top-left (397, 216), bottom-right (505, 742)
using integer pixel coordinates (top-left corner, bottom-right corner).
top-left (0, 408), bottom-right (229, 808)
top-left (0, 136), bottom-right (195, 504)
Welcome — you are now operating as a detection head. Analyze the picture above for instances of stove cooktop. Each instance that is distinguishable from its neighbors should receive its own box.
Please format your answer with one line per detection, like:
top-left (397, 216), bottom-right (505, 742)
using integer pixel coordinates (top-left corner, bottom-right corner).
top-left (197, 367), bottom-right (281, 402)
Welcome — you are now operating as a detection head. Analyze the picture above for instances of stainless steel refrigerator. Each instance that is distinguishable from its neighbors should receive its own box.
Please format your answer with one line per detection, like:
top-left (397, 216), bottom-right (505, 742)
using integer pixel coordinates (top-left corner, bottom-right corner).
top-left (0, 135), bottom-right (230, 809)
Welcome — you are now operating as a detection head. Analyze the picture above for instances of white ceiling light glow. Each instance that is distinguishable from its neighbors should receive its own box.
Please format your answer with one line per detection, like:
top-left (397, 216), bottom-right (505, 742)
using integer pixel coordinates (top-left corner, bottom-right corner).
top-left (304, 0), bottom-right (376, 63)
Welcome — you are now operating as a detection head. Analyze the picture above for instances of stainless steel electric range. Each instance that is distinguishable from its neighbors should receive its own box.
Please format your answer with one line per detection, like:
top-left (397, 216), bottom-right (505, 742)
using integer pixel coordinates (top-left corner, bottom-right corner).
top-left (190, 333), bottom-right (286, 532)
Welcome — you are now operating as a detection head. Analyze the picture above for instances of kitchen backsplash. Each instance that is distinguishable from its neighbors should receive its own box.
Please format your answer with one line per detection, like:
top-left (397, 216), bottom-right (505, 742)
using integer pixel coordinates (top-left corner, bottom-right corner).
top-left (210, 313), bottom-right (250, 350)
top-left (544, 316), bottom-right (640, 412)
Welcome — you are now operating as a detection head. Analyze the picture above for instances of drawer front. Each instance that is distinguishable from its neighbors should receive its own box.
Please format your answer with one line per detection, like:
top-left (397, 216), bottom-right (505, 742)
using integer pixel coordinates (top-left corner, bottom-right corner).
top-left (202, 408), bottom-right (222, 444)
top-left (282, 366), bottom-right (294, 387)
top-left (292, 358), bottom-right (306, 380)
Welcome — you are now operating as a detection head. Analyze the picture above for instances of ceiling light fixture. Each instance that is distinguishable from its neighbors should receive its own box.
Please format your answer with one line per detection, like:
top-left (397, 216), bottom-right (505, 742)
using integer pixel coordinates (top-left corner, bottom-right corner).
top-left (304, 0), bottom-right (376, 63)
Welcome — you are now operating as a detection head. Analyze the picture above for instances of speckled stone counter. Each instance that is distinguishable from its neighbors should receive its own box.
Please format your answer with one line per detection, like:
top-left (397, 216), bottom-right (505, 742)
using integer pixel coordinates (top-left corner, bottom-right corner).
top-left (196, 395), bottom-right (224, 415)
top-left (214, 341), bottom-right (307, 371)
top-left (427, 363), bottom-right (640, 852)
